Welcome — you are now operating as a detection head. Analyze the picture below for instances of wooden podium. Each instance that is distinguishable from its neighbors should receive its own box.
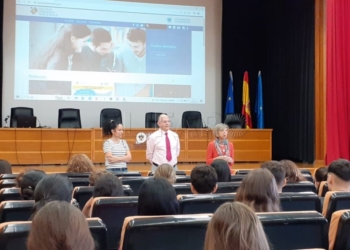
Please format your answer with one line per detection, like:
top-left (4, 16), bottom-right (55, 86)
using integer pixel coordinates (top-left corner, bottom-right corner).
top-left (0, 128), bottom-right (272, 165)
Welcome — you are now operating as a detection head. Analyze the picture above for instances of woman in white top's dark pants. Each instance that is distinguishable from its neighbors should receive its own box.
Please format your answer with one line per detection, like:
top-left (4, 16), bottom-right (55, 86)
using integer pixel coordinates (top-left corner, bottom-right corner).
top-left (102, 120), bottom-right (132, 173)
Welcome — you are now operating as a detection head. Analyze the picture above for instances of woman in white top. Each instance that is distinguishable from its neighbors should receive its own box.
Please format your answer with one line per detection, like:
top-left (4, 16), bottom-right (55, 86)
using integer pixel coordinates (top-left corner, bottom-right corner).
top-left (102, 120), bottom-right (132, 172)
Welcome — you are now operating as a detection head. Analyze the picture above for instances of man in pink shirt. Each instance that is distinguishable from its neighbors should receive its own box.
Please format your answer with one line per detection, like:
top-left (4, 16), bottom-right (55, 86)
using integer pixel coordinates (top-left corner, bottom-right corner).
top-left (146, 114), bottom-right (180, 171)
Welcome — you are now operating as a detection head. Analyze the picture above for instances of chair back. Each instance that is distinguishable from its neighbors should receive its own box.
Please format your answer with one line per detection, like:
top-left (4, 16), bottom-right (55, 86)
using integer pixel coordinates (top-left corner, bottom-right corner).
top-left (10, 107), bottom-right (34, 128)
top-left (329, 210), bottom-right (350, 250)
top-left (303, 174), bottom-right (315, 183)
top-left (235, 170), bottom-right (250, 175)
top-left (257, 211), bottom-right (328, 250)
top-left (0, 174), bottom-right (18, 180)
top-left (175, 176), bottom-right (190, 183)
top-left (114, 172), bottom-right (141, 177)
top-left (120, 177), bottom-right (149, 196)
top-left (66, 172), bottom-right (91, 178)
top-left (282, 181), bottom-right (316, 193)
top-left (87, 218), bottom-right (109, 250)
top-left (216, 182), bottom-right (241, 193)
top-left (279, 192), bottom-right (321, 212)
top-left (178, 193), bottom-right (235, 214)
top-left (0, 200), bottom-right (34, 223)
top-left (69, 178), bottom-right (90, 188)
top-left (0, 188), bottom-right (22, 202)
top-left (231, 175), bottom-right (244, 182)
top-left (224, 114), bottom-right (245, 128)
top-left (0, 221), bottom-right (31, 250)
top-left (0, 180), bottom-right (16, 189)
top-left (181, 111), bottom-right (203, 128)
top-left (58, 108), bottom-right (81, 128)
top-left (145, 112), bottom-right (164, 128)
top-left (121, 214), bottom-right (212, 250)
top-left (318, 181), bottom-right (328, 197)
top-left (323, 191), bottom-right (350, 221)
top-left (91, 197), bottom-right (138, 250)
top-left (300, 169), bottom-right (312, 175)
top-left (100, 108), bottom-right (122, 127)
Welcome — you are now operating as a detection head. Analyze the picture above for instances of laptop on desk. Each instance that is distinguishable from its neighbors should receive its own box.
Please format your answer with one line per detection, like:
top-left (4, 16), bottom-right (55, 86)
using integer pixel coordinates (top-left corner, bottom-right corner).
top-left (16, 116), bottom-right (37, 128)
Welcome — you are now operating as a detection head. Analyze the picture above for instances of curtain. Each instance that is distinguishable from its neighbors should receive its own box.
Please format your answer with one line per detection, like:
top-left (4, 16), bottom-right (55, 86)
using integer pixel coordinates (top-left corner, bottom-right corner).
top-left (326, 0), bottom-right (350, 164)
top-left (222, 0), bottom-right (315, 163)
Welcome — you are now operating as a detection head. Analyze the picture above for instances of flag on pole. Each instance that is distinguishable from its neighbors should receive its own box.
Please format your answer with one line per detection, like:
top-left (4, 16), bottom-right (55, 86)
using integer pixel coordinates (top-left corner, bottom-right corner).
top-left (255, 71), bottom-right (264, 128)
top-left (242, 71), bottom-right (252, 128)
top-left (225, 71), bottom-right (234, 115)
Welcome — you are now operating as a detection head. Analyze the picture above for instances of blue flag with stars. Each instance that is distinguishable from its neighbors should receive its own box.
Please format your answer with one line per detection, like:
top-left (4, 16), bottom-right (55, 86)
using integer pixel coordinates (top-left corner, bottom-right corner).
top-left (255, 71), bottom-right (264, 128)
top-left (225, 73), bottom-right (234, 115)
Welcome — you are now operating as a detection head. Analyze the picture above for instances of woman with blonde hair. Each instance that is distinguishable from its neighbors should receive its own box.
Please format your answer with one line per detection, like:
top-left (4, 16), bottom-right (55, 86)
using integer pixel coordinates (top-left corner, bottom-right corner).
top-left (236, 168), bottom-right (280, 212)
top-left (206, 123), bottom-right (234, 172)
top-left (154, 163), bottom-right (176, 184)
top-left (204, 202), bottom-right (270, 250)
top-left (67, 154), bottom-right (94, 173)
top-left (280, 159), bottom-right (306, 182)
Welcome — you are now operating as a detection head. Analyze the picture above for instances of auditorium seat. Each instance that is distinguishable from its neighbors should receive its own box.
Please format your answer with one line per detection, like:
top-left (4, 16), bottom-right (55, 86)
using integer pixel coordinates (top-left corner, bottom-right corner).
top-left (282, 181), bottom-right (317, 193)
top-left (318, 181), bottom-right (329, 197)
top-left (120, 177), bottom-right (149, 196)
top-left (178, 193), bottom-right (235, 214)
top-left (73, 185), bottom-right (134, 209)
top-left (173, 183), bottom-right (193, 195)
top-left (147, 171), bottom-right (186, 176)
top-left (181, 111), bottom-right (203, 128)
top-left (173, 182), bottom-right (240, 195)
top-left (235, 170), bottom-right (250, 175)
top-left (322, 191), bottom-right (350, 221)
top-left (0, 221), bottom-right (31, 250)
top-left (257, 211), bottom-right (328, 249)
top-left (0, 174), bottom-right (18, 180)
top-left (10, 107), bottom-right (34, 128)
top-left (231, 175), bottom-right (244, 182)
top-left (175, 176), bottom-right (190, 183)
top-left (145, 112), bottom-right (164, 128)
top-left (279, 192), bottom-right (322, 212)
top-left (328, 210), bottom-right (350, 250)
top-left (0, 180), bottom-right (16, 189)
top-left (115, 172), bottom-right (142, 177)
top-left (91, 197), bottom-right (138, 250)
top-left (87, 218), bottom-right (109, 250)
top-left (303, 174), bottom-right (315, 183)
top-left (66, 172), bottom-right (91, 178)
top-left (300, 169), bottom-right (312, 175)
top-left (69, 178), bottom-right (90, 188)
top-left (100, 108), bottom-right (122, 127)
top-left (58, 108), bottom-right (81, 128)
top-left (224, 114), bottom-right (245, 128)
top-left (0, 188), bottom-right (22, 202)
top-left (0, 200), bottom-right (34, 223)
top-left (120, 214), bottom-right (212, 250)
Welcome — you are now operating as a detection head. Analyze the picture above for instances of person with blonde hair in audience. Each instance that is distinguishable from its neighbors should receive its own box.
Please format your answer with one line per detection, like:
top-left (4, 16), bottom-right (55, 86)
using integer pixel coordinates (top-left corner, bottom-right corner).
top-left (154, 163), bottom-right (176, 184)
top-left (280, 159), bottom-right (306, 182)
top-left (236, 168), bottom-right (280, 212)
top-left (190, 165), bottom-right (218, 194)
top-left (27, 201), bottom-right (94, 250)
top-left (206, 123), bottom-right (234, 172)
top-left (204, 202), bottom-right (270, 250)
top-left (260, 161), bottom-right (286, 193)
top-left (66, 154), bottom-right (94, 173)
top-left (327, 159), bottom-right (350, 192)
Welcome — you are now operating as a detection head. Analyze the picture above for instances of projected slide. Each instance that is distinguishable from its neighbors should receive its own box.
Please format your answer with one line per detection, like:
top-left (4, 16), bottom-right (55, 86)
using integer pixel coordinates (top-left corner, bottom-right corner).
top-left (14, 0), bottom-right (205, 104)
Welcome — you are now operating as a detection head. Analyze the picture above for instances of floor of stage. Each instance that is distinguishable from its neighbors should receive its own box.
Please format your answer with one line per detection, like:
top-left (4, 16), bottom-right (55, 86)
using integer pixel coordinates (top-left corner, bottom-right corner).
top-left (12, 162), bottom-right (324, 176)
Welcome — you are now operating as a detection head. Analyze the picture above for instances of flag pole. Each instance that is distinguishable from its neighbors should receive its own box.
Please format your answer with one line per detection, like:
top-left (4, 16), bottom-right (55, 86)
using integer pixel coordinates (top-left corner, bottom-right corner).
top-left (229, 71), bottom-right (233, 81)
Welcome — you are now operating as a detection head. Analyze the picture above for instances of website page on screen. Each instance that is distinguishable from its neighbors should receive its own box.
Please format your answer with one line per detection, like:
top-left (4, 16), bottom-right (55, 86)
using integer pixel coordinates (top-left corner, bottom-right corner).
top-left (14, 0), bottom-right (205, 104)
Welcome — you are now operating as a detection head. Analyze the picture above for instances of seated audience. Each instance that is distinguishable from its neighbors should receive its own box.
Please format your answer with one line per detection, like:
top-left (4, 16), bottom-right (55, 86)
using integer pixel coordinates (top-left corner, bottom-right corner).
top-left (32, 174), bottom-right (74, 215)
top-left (236, 169), bottom-right (280, 212)
top-left (0, 159), bottom-right (12, 174)
top-left (190, 165), bottom-right (218, 194)
top-left (20, 170), bottom-right (46, 200)
top-left (211, 159), bottom-right (231, 182)
top-left (280, 159), bottom-right (306, 182)
top-left (89, 169), bottom-right (108, 186)
top-left (154, 163), bottom-right (176, 184)
top-left (83, 172), bottom-right (124, 217)
top-left (205, 202), bottom-right (270, 250)
top-left (67, 154), bottom-right (94, 173)
top-left (315, 166), bottom-right (328, 191)
top-left (138, 177), bottom-right (179, 215)
top-left (260, 161), bottom-right (286, 193)
top-left (327, 159), bottom-right (350, 191)
top-left (27, 201), bottom-right (94, 250)
top-left (15, 169), bottom-right (29, 188)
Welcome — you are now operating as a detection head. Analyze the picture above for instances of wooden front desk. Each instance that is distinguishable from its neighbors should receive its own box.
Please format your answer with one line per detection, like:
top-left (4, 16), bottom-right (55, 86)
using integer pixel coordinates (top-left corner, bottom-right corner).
top-left (0, 128), bottom-right (272, 165)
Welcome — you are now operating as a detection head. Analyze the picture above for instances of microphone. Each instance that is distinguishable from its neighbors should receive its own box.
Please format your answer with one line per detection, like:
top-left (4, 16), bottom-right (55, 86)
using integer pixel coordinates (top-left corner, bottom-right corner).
top-left (4, 115), bottom-right (9, 122)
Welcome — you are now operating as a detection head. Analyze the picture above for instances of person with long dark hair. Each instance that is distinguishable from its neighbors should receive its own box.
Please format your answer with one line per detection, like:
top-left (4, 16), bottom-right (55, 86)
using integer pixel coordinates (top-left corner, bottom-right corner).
top-left (20, 170), bottom-right (46, 200)
top-left (102, 120), bottom-right (132, 173)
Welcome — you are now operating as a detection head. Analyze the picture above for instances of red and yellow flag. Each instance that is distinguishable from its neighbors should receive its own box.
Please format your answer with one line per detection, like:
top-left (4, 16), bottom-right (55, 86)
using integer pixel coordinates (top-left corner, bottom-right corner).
top-left (242, 71), bottom-right (253, 128)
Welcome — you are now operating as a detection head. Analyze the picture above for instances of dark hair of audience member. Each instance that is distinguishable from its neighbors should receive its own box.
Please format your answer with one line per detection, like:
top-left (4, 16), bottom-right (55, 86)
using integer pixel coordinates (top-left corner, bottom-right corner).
top-left (315, 167), bottom-right (328, 182)
top-left (15, 169), bottom-right (29, 188)
top-left (154, 163), bottom-right (176, 184)
top-left (260, 161), bottom-right (286, 190)
top-left (204, 202), bottom-right (270, 250)
top-left (138, 177), bottom-right (179, 216)
top-left (127, 28), bottom-right (146, 43)
top-left (0, 160), bottom-right (12, 174)
top-left (328, 159), bottom-right (350, 181)
top-left (91, 27), bottom-right (112, 46)
top-left (32, 174), bottom-right (73, 214)
top-left (27, 201), bottom-right (94, 250)
top-left (92, 172), bottom-right (124, 198)
top-left (280, 159), bottom-right (306, 182)
top-left (21, 170), bottom-right (46, 200)
top-left (236, 169), bottom-right (280, 212)
top-left (190, 165), bottom-right (218, 194)
top-left (89, 169), bottom-right (108, 186)
top-left (102, 120), bottom-right (122, 137)
top-left (211, 159), bottom-right (231, 182)
top-left (66, 154), bottom-right (94, 173)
